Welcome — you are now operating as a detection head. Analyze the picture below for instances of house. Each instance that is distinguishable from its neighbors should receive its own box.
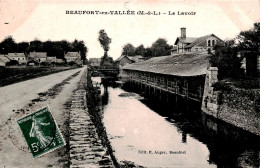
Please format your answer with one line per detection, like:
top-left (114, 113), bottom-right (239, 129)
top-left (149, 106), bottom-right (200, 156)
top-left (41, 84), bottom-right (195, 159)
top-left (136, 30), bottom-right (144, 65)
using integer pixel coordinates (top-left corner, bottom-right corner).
top-left (7, 53), bottom-right (27, 64)
top-left (172, 28), bottom-right (225, 54)
top-left (65, 52), bottom-right (81, 62)
top-left (56, 58), bottom-right (65, 64)
top-left (29, 52), bottom-right (47, 63)
top-left (115, 55), bottom-right (133, 66)
top-left (0, 55), bottom-right (11, 66)
top-left (128, 55), bottom-right (146, 63)
top-left (46, 56), bottom-right (56, 63)
top-left (89, 58), bottom-right (101, 68)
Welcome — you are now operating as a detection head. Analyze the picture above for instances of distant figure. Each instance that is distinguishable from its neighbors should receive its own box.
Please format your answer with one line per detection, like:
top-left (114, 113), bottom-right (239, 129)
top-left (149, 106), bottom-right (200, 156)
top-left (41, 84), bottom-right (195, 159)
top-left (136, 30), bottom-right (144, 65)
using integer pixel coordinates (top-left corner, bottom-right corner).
top-left (29, 116), bottom-right (55, 149)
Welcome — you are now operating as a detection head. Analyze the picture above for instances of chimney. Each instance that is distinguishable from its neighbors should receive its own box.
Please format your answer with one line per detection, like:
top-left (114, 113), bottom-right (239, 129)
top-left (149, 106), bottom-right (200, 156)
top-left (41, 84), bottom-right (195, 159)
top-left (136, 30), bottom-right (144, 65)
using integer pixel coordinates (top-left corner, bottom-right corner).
top-left (181, 27), bottom-right (186, 38)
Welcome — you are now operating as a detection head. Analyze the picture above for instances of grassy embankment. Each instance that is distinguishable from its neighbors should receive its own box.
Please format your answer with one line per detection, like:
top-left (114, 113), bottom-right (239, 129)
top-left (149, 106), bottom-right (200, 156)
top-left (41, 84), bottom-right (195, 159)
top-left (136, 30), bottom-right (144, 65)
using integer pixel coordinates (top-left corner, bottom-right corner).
top-left (0, 66), bottom-right (80, 87)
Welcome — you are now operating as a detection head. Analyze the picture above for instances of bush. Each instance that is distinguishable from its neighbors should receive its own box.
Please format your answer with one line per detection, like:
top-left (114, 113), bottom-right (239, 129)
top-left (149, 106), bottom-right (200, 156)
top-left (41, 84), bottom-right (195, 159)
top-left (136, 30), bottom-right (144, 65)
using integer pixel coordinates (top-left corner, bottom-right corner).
top-left (213, 78), bottom-right (260, 90)
top-left (67, 61), bottom-right (76, 66)
top-left (55, 62), bottom-right (66, 66)
top-left (6, 60), bottom-right (19, 66)
top-left (40, 61), bottom-right (51, 66)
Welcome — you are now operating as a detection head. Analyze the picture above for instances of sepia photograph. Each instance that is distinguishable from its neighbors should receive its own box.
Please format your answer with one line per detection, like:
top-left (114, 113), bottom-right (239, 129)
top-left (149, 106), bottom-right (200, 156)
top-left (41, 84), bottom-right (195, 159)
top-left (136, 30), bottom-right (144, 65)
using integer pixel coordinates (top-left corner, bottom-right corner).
top-left (0, 0), bottom-right (259, 167)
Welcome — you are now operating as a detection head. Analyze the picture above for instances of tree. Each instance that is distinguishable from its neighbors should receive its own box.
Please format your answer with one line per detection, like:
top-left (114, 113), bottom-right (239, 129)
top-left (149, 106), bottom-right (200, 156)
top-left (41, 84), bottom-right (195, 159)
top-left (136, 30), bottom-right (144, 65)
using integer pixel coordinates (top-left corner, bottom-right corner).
top-left (27, 38), bottom-right (43, 52)
top-left (150, 38), bottom-right (173, 57)
top-left (144, 47), bottom-right (152, 57)
top-left (60, 40), bottom-right (72, 53)
top-left (0, 36), bottom-right (17, 54)
top-left (71, 39), bottom-right (88, 62)
top-left (122, 43), bottom-right (135, 56)
top-left (209, 40), bottom-right (242, 79)
top-left (98, 29), bottom-right (111, 58)
top-left (52, 43), bottom-right (64, 59)
top-left (237, 22), bottom-right (260, 56)
top-left (135, 44), bottom-right (145, 56)
top-left (17, 42), bottom-right (29, 53)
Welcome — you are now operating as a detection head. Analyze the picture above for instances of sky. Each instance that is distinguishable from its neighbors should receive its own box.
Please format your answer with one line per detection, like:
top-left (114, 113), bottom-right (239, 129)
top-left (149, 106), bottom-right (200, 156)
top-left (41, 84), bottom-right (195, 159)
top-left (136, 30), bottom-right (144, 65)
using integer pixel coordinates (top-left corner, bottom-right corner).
top-left (0, 0), bottom-right (259, 60)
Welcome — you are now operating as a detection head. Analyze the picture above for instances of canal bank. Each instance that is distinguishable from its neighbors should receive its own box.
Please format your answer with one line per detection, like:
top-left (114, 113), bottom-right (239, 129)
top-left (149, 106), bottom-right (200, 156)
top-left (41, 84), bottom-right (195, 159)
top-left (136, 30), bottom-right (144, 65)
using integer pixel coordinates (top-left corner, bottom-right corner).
top-left (94, 76), bottom-right (260, 168)
top-left (68, 69), bottom-right (117, 168)
top-left (202, 67), bottom-right (260, 136)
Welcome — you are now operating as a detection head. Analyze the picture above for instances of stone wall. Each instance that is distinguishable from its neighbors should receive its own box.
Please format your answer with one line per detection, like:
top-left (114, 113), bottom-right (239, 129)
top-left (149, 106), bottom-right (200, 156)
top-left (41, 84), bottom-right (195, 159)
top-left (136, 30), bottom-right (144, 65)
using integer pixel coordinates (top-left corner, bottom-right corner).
top-left (69, 68), bottom-right (115, 168)
top-left (202, 67), bottom-right (260, 136)
top-left (218, 88), bottom-right (260, 135)
top-left (201, 67), bottom-right (220, 117)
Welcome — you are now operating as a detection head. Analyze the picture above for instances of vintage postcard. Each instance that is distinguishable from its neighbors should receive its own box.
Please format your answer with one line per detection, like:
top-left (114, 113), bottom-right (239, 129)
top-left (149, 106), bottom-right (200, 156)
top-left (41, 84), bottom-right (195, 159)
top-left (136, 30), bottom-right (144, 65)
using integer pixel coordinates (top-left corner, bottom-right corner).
top-left (0, 0), bottom-right (259, 168)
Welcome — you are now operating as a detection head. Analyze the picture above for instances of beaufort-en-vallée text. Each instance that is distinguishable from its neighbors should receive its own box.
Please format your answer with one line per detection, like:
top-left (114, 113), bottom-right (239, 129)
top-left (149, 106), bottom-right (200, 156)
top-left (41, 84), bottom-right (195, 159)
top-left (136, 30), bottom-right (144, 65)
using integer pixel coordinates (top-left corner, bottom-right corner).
top-left (65, 10), bottom-right (196, 16)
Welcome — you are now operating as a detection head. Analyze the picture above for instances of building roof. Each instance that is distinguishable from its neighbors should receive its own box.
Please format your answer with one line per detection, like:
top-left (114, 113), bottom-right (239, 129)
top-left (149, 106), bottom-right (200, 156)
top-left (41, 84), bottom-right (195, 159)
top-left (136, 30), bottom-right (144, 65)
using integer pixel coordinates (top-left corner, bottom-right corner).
top-left (89, 58), bottom-right (101, 66)
top-left (174, 34), bottom-right (224, 49)
top-left (46, 56), bottom-right (56, 61)
top-left (0, 55), bottom-right (11, 63)
top-left (8, 53), bottom-right (26, 57)
top-left (115, 55), bottom-right (134, 62)
top-left (122, 51), bottom-right (209, 77)
top-left (29, 52), bottom-right (47, 58)
top-left (174, 37), bottom-right (197, 45)
top-left (115, 55), bottom-right (127, 62)
top-left (184, 34), bottom-right (224, 49)
top-left (56, 58), bottom-right (65, 62)
top-left (65, 52), bottom-right (80, 57)
top-left (47, 56), bottom-right (56, 59)
top-left (128, 55), bottom-right (144, 62)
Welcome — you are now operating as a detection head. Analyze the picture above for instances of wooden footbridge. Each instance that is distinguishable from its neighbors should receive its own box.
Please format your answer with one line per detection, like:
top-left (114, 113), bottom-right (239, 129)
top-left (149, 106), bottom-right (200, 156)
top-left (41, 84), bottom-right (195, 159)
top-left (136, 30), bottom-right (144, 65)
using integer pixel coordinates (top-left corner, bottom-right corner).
top-left (90, 66), bottom-right (119, 77)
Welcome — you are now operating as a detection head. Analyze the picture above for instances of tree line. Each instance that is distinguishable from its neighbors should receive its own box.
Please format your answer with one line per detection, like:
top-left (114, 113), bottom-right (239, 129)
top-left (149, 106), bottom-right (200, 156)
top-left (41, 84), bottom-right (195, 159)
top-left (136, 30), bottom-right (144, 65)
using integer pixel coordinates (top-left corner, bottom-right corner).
top-left (121, 38), bottom-right (173, 57)
top-left (210, 22), bottom-right (260, 79)
top-left (0, 36), bottom-right (88, 61)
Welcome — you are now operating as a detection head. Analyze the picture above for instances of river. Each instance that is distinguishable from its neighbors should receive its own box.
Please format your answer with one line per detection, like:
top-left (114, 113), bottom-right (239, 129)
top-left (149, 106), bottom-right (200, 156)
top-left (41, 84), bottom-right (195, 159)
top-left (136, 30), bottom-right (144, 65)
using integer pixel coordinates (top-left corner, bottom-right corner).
top-left (92, 77), bottom-right (260, 168)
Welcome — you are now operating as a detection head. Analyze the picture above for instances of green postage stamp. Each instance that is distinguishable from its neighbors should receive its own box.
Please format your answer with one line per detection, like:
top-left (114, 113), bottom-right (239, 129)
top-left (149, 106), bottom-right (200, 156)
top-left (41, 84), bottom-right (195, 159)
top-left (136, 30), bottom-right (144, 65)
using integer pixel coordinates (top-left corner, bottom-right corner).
top-left (17, 106), bottom-right (65, 158)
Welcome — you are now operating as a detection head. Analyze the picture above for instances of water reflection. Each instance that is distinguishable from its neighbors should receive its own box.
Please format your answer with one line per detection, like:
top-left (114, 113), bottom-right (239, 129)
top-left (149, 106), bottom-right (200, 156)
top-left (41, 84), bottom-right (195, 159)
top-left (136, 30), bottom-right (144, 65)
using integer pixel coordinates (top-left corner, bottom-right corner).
top-left (91, 77), bottom-right (260, 168)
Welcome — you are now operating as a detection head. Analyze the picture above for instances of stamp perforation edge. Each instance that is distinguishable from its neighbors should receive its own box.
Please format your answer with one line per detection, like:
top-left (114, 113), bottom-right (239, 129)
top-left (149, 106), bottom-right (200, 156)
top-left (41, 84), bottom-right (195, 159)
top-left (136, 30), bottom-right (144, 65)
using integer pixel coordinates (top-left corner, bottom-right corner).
top-left (16, 105), bottom-right (66, 159)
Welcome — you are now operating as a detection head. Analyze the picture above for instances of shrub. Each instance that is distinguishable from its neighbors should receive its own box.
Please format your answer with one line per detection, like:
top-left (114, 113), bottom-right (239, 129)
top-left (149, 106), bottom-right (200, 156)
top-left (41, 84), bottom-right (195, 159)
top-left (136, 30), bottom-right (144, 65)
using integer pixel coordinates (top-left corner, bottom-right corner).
top-left (6, 60), bottom-right (19, 66)
top-left (68, 61), bottom-right (76, 66)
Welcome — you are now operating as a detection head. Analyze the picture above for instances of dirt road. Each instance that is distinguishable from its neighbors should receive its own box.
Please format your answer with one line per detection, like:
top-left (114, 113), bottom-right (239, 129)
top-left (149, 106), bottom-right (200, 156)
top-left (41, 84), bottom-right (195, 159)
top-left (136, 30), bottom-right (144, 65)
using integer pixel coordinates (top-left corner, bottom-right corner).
top-left (0, 66), bottom-right (87, 168)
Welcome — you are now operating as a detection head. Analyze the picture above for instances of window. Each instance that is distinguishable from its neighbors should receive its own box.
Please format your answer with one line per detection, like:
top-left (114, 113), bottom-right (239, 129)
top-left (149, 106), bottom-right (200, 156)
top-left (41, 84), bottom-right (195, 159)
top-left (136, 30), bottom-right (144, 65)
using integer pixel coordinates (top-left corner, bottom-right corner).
top-left (212, 40), bottom-right (215, 46)
top-left (208, 40), bottom-right (211, 46)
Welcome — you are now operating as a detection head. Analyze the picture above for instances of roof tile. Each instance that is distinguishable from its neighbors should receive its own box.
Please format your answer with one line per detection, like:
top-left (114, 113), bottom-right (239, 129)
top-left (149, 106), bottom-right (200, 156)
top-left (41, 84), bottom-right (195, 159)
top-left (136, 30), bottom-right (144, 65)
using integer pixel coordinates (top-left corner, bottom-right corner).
top-left (122, 51), bottom-right (209, 76)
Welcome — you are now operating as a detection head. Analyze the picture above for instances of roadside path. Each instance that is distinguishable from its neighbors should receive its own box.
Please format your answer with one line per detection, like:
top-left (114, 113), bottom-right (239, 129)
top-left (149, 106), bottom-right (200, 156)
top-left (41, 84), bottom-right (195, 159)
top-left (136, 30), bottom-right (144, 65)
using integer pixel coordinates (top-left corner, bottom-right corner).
top-left (0, 67), bottom-right (85, 167)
